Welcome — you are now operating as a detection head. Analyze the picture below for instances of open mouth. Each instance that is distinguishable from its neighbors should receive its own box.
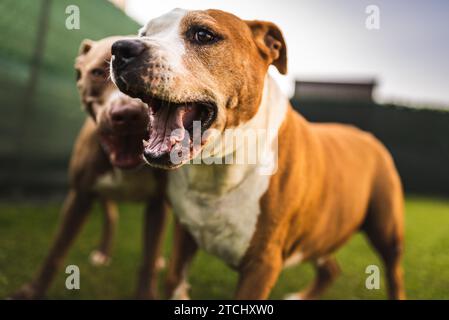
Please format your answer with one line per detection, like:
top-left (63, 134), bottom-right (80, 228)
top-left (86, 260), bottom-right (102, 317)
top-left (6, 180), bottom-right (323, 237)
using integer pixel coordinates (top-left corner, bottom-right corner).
top-left (100, 131), bottom-right (148, 170)
top-left (142, 96), bottom-right (217, 168)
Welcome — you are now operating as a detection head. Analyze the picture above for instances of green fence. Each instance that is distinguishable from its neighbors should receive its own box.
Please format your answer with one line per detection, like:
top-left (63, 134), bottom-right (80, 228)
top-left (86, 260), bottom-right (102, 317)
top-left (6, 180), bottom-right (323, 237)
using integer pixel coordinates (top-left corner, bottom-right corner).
top-left (293, 100), bottom-right (449, 196)
top-left (0, 0), bottom-right (140, 197)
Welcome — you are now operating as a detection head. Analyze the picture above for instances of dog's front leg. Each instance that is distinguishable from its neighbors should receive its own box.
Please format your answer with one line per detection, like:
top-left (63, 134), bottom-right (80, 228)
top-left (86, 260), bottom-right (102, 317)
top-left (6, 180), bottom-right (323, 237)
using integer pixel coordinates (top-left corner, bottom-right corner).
top-left (165, 221), bottom-right (197, 300)
top-left (135, 197), bottom-right (168, 299)
top-left (10, 189), bottom-right (94, 299)
top-left (235, 250), bottom-right (283, 300)
top-left (89, 199), bottom-right (118, 266)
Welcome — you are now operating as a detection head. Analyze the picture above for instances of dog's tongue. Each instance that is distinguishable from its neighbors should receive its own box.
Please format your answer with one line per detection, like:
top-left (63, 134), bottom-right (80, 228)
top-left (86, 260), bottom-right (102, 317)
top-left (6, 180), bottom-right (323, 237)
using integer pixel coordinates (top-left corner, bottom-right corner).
top-left (145, 104), bottom-right (199, 157)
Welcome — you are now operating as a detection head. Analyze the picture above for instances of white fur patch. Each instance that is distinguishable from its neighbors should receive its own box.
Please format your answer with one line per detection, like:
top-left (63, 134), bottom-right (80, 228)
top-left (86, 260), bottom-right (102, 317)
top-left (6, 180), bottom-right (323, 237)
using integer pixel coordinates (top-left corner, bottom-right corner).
top-left (170, 280), bottom-right (191, 300)
top-left (284, 293), bottom-right (305, 300)
top-left (138, 8), bottom-right (188, 71)
top-left (168, 76), bottom-right (288, 267)
top-left (89, 250), bottom-right (111, 267)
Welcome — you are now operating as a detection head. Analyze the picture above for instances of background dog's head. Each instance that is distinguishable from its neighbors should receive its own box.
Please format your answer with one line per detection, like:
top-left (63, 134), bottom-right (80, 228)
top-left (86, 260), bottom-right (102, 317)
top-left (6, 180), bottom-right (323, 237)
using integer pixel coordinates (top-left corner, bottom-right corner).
top-left (75, 36), bottom-right (149, 169)
top-left (110, 9), bottom-right (287, 169)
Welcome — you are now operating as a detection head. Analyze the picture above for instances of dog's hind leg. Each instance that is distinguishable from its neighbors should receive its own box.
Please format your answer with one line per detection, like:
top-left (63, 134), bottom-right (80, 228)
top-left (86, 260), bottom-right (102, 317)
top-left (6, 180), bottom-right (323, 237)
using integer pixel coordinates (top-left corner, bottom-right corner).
top-left (89, 199), bottom-right (119, 266)
top-left (362, 201), bottom-right (405, 299)
top-left (10, 190), bottom-right (94, 299)
top-left (362, 156), bottom-right (405, 300)
top-left (284, 256), bottom-right (341, 300)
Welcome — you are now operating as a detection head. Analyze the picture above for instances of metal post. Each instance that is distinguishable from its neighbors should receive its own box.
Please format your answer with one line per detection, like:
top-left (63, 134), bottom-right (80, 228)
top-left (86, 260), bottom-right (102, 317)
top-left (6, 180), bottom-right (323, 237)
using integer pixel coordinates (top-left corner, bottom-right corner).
top-left (15, 0), bottom-right (52, 194)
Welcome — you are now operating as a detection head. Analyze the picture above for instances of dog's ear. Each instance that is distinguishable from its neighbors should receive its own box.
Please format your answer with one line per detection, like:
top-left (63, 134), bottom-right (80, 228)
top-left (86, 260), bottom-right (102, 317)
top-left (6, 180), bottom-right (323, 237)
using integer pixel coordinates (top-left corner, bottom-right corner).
top-left (245, 20), bottom-right (287, 74)
top-left (78, 39), bottom-right (94, 56)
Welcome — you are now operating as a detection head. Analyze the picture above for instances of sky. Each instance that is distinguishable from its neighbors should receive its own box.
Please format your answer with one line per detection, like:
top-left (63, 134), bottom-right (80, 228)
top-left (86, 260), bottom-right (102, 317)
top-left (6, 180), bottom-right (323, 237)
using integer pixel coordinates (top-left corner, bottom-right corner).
top-left (125, 0), bottom-right (449, 107)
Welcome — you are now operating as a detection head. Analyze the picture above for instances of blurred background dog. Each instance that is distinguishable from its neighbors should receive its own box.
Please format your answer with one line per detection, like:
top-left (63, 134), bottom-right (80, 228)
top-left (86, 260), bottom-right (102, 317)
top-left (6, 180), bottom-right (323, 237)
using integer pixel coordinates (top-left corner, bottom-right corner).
top-left (10, 36), bottom-right (168, 300)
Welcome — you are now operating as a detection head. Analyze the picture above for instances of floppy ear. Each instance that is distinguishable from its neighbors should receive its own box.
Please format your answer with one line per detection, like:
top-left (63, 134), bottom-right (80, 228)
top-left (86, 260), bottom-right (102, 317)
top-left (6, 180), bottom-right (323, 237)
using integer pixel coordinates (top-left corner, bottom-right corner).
top-left (78, 39), bottom-right (94, 55)
top-left (245, 20), bottom-right (287, 74)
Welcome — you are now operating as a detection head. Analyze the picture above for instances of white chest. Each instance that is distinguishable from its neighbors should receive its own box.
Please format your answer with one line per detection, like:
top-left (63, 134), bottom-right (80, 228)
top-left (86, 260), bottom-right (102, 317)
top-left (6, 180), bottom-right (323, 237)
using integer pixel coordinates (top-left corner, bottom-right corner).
top-left (168, 75), bottom-right (288, 267)
top-left (168, 165), bottom-right (271, 267)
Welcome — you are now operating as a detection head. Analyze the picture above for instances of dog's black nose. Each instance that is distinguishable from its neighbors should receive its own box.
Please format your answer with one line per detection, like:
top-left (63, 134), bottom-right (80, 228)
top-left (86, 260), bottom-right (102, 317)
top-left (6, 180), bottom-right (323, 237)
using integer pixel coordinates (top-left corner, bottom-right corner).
top-left (111, 40), bottom-right (146, 67)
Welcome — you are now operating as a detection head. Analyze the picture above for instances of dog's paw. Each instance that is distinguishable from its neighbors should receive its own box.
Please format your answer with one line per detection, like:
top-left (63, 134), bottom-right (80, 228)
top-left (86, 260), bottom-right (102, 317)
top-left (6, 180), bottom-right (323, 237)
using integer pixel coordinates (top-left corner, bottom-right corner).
top-left (156, 256), bottom-right (166, 271)
top-left (89, 250), bottom-right (111, 267)
top-left (8, 283), bottom-right (43, 300)
top-left (170, 281), bottom-right (191, 300)
top-left (283, 292), bottom-right (305, 300)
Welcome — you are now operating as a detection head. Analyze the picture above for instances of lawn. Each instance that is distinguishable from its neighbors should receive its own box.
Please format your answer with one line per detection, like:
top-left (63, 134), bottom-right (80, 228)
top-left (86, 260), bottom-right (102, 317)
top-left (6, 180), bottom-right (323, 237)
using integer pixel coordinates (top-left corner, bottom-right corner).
top-left (0, 196), bottom-right (448, 299)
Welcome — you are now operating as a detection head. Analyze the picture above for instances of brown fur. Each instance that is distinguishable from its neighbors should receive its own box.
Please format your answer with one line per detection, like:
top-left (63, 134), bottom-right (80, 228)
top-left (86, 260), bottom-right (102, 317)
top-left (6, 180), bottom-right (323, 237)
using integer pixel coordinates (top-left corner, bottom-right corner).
top-left (238, 109), bottom-right (405, 299)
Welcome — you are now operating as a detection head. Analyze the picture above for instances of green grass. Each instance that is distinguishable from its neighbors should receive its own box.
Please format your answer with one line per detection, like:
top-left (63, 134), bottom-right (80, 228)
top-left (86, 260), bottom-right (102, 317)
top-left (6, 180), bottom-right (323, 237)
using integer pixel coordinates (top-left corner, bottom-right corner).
top-left (0, 196), bottom-right (449, 299)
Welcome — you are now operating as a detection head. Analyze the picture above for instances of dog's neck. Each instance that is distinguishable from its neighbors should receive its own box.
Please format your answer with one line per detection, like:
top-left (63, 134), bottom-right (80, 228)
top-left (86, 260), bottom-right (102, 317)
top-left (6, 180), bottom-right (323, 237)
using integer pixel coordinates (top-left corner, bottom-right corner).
top-left (172, 74), bottom-right (289, 196)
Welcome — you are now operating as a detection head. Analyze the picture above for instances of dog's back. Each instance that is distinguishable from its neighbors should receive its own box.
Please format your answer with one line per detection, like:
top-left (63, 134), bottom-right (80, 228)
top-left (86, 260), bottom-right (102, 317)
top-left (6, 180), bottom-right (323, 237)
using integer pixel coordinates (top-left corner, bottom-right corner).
top-left (276, 108), bottom-right (403, 254)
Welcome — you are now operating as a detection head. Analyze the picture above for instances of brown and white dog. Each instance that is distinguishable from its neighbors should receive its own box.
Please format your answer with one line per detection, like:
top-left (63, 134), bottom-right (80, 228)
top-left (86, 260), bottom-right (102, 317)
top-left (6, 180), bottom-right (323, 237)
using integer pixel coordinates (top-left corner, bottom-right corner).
top-left (11, 36), bottom-right (168, 300)
top-left (110, 9), bottom-right (405, 300)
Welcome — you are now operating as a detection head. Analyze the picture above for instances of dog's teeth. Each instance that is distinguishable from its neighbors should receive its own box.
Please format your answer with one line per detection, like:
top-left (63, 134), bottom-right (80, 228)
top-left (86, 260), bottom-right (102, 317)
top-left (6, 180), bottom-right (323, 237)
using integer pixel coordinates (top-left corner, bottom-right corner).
top-left (143, 140), bottom-right (150, 148)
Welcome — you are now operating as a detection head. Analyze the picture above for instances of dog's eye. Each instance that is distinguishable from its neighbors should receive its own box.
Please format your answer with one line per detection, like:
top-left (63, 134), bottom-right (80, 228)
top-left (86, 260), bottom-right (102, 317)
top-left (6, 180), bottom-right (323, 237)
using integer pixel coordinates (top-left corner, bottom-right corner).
top-left (193, 29), bottom-right (216, 44)
top-left (91, 68), bottom-right (106, 78)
